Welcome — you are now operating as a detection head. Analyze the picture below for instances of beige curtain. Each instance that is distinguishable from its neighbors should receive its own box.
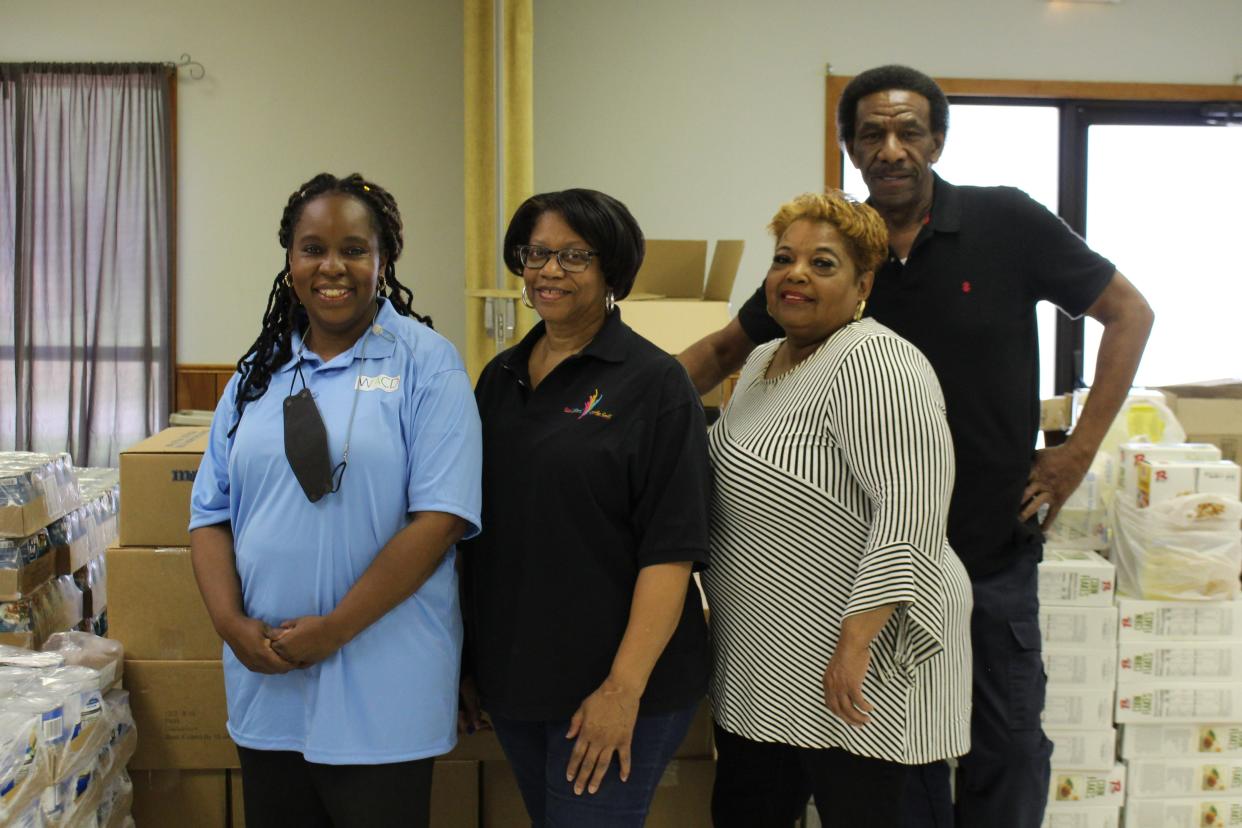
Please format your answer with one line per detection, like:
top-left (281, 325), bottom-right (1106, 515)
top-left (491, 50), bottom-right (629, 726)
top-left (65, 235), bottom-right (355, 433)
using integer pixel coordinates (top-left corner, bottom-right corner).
top-left (463, 0), bottom-right (535, 379)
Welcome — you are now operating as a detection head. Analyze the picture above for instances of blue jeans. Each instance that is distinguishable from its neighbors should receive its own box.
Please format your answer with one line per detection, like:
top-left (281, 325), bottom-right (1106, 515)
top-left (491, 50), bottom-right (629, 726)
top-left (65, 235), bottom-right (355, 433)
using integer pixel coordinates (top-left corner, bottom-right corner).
top-left (490, 703), bottom-right (698, 828)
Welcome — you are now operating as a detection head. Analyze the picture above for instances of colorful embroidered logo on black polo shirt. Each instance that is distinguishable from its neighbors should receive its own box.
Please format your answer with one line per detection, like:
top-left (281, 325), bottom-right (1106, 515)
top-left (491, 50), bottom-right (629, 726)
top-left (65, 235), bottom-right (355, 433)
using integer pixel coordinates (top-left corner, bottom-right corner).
top-left (564, 389), bottom-right (613, 420)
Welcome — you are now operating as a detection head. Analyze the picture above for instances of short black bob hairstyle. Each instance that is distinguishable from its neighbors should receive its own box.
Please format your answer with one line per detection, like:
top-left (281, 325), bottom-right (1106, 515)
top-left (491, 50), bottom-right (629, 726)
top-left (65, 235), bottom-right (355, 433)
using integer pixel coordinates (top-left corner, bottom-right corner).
top-left (502, 189), bottom-right (645, 301)
top-left (837, 64), bottom-right (950, 148)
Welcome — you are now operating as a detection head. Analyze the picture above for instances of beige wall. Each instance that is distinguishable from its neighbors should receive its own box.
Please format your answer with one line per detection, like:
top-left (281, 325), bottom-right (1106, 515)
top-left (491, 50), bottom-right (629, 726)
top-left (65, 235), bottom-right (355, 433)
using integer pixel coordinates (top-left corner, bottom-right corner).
top-left (532, 0), bottom-right (1242, 308)
top-left (0, 0), bottom-right (465, 363)
top-left (5, 0), bottom-right (1241, 363)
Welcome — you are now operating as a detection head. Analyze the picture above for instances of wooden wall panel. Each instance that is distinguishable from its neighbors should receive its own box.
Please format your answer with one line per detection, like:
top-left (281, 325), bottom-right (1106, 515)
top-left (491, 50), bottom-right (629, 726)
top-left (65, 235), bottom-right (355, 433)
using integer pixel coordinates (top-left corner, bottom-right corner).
top-left (175, 364), bottom-right (234, 412)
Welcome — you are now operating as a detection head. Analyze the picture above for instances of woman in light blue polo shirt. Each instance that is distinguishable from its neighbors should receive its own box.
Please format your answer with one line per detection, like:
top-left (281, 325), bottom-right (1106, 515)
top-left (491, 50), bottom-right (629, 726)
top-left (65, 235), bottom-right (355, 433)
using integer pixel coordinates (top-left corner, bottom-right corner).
top-left (189, 173), bottom-right (482, 828)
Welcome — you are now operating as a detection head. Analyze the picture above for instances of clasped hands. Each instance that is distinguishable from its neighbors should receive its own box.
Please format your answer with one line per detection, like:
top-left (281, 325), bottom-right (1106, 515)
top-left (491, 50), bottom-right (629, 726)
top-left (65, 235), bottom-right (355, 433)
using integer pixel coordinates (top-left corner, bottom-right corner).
top-left (222, 614), bottom-right (346, 674)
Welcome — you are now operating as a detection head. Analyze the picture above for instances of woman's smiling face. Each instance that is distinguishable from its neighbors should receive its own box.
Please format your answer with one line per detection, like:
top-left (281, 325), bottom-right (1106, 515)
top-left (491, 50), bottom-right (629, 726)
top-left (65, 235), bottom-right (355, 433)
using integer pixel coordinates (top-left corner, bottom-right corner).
top-left (764, 218), bottom-right (872, 347)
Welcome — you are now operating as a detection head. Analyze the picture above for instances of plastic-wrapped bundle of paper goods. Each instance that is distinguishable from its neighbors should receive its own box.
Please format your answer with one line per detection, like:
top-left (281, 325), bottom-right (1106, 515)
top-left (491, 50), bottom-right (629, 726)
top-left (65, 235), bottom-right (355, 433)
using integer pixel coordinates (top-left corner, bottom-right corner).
top-left (0, 638), bottom-right (134, 826)
top-left (0, 575), bottom-right (84, 650)
top-left (0, 454), bottom-right (78, 514)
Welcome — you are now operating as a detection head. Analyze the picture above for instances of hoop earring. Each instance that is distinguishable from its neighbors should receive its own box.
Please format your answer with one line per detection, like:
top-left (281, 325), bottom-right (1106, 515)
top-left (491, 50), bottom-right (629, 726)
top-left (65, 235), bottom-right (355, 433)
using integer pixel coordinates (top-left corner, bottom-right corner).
top-left (282, 270), bottom-right (292, 289)
top-left (378, 274), bottom-right (388, 294)
top-left (853, 299), bottom-right (867, 323)
top-left (605, 290), bottom-right (616, 314)
top-left (520, 285), bottom-right (535, 309)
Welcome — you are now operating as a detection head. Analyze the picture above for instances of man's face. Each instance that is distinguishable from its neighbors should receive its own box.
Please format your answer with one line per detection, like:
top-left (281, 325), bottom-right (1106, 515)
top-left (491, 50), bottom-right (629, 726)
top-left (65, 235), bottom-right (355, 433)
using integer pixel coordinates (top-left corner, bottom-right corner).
top-left (846, 89), bottom-right (944, 215)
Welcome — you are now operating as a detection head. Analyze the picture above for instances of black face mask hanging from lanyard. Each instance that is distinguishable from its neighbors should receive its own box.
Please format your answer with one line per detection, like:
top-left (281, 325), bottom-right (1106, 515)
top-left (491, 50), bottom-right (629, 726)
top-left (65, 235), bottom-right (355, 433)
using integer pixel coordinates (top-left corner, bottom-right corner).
top-left (283, 359), bottom-right (344, 503)
top-left (282, 316), bottom-right (377, 503)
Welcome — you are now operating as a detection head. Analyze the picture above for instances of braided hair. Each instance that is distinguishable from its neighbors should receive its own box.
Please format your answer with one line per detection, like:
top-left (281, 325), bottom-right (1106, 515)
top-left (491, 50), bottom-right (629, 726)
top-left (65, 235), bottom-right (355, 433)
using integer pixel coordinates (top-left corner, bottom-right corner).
top-left (228, 173), bottom-right (432, 435)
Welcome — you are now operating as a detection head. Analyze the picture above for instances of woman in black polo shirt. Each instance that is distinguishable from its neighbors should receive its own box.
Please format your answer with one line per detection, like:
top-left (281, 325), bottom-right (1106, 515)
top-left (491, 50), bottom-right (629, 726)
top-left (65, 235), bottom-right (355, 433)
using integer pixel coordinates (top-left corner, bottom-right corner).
top-left (461, 189), bottom-right (711, 826)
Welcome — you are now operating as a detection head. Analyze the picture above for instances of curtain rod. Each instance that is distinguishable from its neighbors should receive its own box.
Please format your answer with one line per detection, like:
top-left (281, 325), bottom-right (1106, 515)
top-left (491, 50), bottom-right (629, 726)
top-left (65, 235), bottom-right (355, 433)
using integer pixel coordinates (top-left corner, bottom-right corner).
top-left (167, 54), bottom-right (205, 80)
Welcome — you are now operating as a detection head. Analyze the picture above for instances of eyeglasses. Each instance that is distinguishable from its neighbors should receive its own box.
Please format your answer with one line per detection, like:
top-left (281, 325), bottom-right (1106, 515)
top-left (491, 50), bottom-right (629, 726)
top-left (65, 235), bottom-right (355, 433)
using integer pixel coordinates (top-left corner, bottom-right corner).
top-left (516, 244), bottom-right (599, 273)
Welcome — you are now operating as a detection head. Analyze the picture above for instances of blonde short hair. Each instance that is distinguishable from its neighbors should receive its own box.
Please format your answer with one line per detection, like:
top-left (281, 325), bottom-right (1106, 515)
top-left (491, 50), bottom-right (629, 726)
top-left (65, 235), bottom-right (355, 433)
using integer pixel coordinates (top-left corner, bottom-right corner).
top-left (768, 191), bottom-right (889, 275)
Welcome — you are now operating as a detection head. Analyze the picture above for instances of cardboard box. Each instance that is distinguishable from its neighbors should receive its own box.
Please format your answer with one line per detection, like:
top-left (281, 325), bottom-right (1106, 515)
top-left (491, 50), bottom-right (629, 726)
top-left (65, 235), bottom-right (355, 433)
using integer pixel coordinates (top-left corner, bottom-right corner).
top-left (432, 761), bottom-right (480, 828)
top-left (106, 546), bottom-right (221, 660)
top-left (1158, 380), bottom-right (1242, 464)
top-left (1048, 728), bottom-right (1117, 771)
top-left (1119, 599), bottom-right (1242, 642)
top-left (1123, 796), bottom-right (1242, 828)
top-left (1119, 442), bottom-right (1222, 498)
top-left (0, 493), bottom-right (62, 539)
top-left (1119, 642), bottom-right (1242, 683)
top-left (1122, 724), bottom-right (1242, 759)
top-left (0, 546), bottom-right (54, 600)
top-left (1039, 549), bottom-right (1116, 606)
top-left (1138, 459), bottom-right (1241, 507)
top-left (1044, 648), bottom-right (1119, 687)
top-left (125, 659), bottom-right (238, 769)
top-left (1128, 758), bottom-right (1242, 798)
top-left (482, 758), bottom-right (714, 828)
top-left (1041, 605), bottom-right (1120, 648)
top-left (131, 770), bottom-right (227, 828)
top-left (118, 427), bottom-right (209, 547)
top-left (619, 240), bottom-right (742, 408)
top-left (1117, 684), bottom-right (1242, 724)
top-left (1044, 687), bottom-right (1116, 729)
top-left (54, 534), bottom-right (94, 577)
top-left (1048, 764), bottom-right (1126, 807)
top-left (1041, 805), bottom-right (1121, 828)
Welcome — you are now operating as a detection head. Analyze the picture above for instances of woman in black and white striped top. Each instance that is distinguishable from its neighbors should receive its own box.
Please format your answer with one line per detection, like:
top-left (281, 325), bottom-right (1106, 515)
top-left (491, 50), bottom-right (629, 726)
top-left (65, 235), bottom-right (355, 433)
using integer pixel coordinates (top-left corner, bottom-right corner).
top-left (702, 191), bottom-right (972, 827)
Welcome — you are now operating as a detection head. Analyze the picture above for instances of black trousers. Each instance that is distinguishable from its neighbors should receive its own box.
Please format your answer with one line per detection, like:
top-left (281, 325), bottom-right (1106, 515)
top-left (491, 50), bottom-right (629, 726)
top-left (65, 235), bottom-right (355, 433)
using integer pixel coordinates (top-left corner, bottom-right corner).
top-left (711, 724), bottom-right (908, 827)
top-left (236, 746), bottom-right (434, 828)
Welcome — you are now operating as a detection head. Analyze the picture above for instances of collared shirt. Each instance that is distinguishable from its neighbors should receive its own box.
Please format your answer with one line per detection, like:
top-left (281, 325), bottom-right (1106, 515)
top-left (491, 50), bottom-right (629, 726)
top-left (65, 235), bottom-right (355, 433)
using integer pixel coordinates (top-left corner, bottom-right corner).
top-left (189, 298), bottom-right (482, 763)
top-left (463, 309), bottom-right (711, 720)
top-left (739, 176), bottom-right (1115, 576)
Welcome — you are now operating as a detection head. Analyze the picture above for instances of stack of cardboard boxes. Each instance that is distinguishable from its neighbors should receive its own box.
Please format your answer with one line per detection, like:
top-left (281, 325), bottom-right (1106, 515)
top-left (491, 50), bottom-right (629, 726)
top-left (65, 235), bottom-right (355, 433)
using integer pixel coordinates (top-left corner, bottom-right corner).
top-left (104, 426), bottom-right (241, 824)
top-left (1116, 599), bottom-right (1242, 827)
top-left (1039, 548), bottom-right (1126, 827)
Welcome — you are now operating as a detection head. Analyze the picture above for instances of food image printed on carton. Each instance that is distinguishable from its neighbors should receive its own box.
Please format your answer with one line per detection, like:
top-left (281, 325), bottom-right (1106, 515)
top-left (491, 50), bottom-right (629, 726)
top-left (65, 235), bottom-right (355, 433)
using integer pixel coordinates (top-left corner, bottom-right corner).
top-left (1122, 724), bottom-right (1242, 759)
top-left (1118, 642), bottom-right (1242, 683)
top-left (1118, 600), bottom-right (1242, 642)
top-left (1123, 796), bottom-right (1242, 828)
top-left (1047, 764), bottom-right (1126, 807)
top-left (1127, 758), bottom-right (1242, 798)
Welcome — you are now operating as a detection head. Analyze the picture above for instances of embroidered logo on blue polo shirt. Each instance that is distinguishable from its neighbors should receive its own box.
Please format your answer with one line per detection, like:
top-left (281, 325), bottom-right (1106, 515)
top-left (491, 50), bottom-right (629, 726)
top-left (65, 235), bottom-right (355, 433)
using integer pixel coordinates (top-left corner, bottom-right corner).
top-left (356, 374), bottom-right (401, 392)
top-left (564, 389), bottom-right (613, 420)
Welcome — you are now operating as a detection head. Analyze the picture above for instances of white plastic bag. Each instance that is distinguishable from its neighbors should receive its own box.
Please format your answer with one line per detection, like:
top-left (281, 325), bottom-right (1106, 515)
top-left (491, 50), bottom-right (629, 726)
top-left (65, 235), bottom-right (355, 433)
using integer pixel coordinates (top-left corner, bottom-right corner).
top-left (1113, 495), bottom-right (1242, 601)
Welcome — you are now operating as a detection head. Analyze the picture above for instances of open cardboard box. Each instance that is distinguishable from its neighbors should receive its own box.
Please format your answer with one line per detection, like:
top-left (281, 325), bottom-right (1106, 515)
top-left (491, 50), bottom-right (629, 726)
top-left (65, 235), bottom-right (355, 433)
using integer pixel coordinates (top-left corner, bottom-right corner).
top-left (620, 240), bottom-right (744, 407)
top-left (1157, 379), bottom-right (1242, 464)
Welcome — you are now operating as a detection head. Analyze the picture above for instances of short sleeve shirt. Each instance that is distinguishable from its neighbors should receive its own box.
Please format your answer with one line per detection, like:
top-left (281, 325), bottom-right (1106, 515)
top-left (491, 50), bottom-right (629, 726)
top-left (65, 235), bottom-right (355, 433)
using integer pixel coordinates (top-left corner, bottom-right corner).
top-left (463, 310), bottom-right (712, 720)
top-left (189, 298), bottom-right (483, 763)
top-left (738, 176), bottom-right (1115, 576)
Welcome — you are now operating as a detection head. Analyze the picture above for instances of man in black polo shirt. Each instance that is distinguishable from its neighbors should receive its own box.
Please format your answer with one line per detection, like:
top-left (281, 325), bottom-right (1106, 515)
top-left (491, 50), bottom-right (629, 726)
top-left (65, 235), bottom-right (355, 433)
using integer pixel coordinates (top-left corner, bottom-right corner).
top-left (679, 65), bottom-right (1153, 828)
